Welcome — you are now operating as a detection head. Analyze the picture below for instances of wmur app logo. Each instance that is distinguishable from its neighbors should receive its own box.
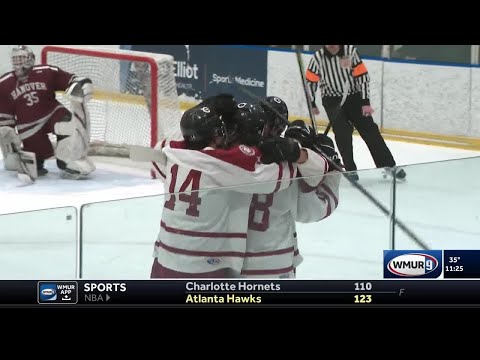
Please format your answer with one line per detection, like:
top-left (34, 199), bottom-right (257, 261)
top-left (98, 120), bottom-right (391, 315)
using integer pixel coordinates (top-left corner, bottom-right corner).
top-left (39, 284), bottom-right (57, 301)
top-left (37, 281), bottom-right (78, 304)
top-left (384, 250), bottom-right (442, 278)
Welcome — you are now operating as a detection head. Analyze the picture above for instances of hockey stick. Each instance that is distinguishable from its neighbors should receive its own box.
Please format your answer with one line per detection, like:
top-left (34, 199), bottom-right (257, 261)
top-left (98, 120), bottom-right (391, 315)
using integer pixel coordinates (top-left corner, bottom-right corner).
top-left (323, 78), bottom-right (349, 135)
top-left (235, 75), bottom-right (428, 250)
top-left (295, 50), bottom-right (318, 134)
top-left (130, 144), bottom-right (166, 163)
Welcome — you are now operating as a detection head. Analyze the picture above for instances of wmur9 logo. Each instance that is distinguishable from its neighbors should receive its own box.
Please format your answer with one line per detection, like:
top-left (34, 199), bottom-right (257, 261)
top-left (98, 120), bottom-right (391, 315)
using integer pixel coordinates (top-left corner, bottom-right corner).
top-left (384, 250), bottom-right (443, 278)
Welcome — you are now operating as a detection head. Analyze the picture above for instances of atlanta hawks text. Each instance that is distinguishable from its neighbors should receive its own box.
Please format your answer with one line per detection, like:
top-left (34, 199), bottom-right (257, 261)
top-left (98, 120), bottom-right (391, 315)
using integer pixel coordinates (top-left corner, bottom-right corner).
top-left (186, 281), bottom-right (281, 291)
top-left (186, 294), bottom-right (262, 304)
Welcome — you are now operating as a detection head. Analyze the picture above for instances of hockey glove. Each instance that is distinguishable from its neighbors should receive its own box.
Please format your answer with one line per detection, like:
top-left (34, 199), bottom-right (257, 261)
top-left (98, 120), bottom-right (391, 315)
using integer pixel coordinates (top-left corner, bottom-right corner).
top-left (284, 120), bottom-right (316, 149)
top-left (260, 136), bottom-right (301, 164)
top-left (313, 134), bottom-right (343, 170)
top-left (285, 120), bottom-right (342, 170)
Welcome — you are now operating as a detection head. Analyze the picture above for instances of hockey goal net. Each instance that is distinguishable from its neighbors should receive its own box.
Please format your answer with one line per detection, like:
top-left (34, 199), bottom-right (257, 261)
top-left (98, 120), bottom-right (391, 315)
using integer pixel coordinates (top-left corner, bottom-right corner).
top-left (41, 46), bottom-right (182, 157)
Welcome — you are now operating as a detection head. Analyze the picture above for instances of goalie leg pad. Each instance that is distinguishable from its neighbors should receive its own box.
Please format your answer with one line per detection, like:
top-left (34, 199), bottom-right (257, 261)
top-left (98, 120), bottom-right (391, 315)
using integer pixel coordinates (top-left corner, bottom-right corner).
top-left (0, 126), bottom-right (23, 171)
top-left (4, 153), bottom-right (20, 171)
top-left (54, 103), bottom-right (95, 178)
top-left (0, 126), bottom-right (39, 178)
top-left (54, 119), bottom-right (76, 136)
top-left (17, 150), bottom-right (38, 179)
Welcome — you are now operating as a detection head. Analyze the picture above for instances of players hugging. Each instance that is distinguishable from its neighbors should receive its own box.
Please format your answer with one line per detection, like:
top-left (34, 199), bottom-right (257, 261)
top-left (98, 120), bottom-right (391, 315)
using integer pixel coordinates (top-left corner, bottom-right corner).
top-left (132, 93), bottom-right (341, 280)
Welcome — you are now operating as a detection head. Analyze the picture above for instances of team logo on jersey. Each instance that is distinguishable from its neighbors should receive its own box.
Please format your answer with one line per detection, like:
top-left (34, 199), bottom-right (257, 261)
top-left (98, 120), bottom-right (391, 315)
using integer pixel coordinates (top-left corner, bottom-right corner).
top-left (239, 145), bottom-right (255, 156)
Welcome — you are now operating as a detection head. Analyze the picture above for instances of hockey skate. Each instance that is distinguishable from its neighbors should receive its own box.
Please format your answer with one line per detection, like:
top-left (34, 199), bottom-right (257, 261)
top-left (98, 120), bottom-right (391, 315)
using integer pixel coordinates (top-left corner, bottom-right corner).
top-left (60, 169), bottom-right (90, 180)
top-left (344, 171), bottom-right (359, 182)
top-left (59, 158), bottom-right (95, 180)
top-left (382, 167), bottom-right (407, 181)
top-left (37, 160), bottom-right (48, 176)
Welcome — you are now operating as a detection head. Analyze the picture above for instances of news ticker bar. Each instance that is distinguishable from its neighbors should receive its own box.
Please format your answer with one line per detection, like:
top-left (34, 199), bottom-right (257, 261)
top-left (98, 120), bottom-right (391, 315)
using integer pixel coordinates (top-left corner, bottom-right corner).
top-left (2, 280), bottom-right (480, 306)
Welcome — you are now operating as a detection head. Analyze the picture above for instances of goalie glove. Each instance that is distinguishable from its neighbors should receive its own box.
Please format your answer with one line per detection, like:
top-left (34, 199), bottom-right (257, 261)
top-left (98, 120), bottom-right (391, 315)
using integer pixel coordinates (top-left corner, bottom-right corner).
top-left (64, 77), bottom-right (93, 103)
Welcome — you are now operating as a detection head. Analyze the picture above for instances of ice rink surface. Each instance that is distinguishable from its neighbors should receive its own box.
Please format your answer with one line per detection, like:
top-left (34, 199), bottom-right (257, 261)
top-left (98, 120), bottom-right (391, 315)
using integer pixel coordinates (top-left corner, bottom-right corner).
top-left (1, 137), bottom-right (480, 279)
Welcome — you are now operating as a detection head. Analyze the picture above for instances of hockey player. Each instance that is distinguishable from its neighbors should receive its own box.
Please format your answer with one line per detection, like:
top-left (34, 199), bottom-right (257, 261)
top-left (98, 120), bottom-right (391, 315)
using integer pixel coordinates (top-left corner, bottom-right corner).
top-left (237, 96), bottom-right (341, 278)
top-left (149, 93), bottom-right (238, 179)
top-left (150, 103), bottom-right (307, 278)
top-left (0, 45), bottom-right (95, 180)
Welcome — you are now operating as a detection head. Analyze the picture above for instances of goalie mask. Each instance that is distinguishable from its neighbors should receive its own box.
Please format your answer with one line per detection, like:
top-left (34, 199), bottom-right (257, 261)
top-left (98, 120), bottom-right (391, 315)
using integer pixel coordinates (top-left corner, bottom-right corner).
top-left (11, 45), bottom-right (35, 78)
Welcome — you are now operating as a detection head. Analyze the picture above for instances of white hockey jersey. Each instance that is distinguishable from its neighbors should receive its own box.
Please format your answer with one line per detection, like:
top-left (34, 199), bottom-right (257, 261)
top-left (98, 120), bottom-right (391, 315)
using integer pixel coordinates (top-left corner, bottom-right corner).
top-left (241, 148), bottom-right (341, 278)
top-left (154, 140), bottom-right (298, 274)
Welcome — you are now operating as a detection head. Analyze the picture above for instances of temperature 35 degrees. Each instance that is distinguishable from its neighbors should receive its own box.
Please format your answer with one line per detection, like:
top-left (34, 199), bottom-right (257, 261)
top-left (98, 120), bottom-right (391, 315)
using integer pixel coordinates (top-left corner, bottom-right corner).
top-left (449, 256), bottom-right (461, 263)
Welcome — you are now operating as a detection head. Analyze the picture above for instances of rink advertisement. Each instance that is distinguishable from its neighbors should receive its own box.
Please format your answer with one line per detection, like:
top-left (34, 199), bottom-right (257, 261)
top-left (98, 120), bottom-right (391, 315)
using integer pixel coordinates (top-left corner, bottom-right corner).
top-left (126, 45), bottom-right (267, 103)
top-left (1, 280), bottom-right (480, 306)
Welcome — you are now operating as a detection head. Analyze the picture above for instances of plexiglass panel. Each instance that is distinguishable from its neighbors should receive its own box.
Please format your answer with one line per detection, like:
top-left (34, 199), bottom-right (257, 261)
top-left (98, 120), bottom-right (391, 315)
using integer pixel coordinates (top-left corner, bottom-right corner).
top-left (0, 207), bottom-right (77, 279)
top-left (394, 157), bottom-right (480, 250)
top-left (296, 169), bottom-right (391, 279)
top-left (390, 45), bottom-right (471, 64)
top-left (80, 195), bottom-right (163, 279)
top-left (80, 169), bottom-right (392, 279)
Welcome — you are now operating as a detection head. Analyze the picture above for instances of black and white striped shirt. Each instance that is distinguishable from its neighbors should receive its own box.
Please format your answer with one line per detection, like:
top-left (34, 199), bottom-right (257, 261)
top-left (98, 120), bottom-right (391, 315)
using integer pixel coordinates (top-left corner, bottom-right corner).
top-left (306, 45), bottom-right (371, 106)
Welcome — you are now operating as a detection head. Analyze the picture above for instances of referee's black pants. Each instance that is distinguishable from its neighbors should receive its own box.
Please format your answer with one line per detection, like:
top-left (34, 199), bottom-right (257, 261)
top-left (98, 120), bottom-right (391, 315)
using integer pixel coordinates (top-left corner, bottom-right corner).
top-left (322, 93), bottom-right (396, 172)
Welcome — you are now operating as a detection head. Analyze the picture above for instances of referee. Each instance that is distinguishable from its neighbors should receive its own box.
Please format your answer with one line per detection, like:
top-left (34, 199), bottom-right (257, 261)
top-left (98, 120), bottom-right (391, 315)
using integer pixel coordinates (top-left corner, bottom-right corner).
top-left (306, 45), bottom-right (406, 181)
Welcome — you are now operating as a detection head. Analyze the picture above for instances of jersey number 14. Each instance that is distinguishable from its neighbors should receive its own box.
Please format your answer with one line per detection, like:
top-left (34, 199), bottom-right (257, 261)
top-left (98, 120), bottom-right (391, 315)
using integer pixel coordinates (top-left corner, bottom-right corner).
top-left (164, 164), bottom-right (273, 232)
top-left (164, 164), bottom-right (202, 217)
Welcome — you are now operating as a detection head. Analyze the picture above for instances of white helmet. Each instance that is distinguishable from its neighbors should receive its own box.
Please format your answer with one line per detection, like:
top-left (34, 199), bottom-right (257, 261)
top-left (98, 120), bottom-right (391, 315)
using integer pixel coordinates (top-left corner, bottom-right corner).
top-left (11, 45), bottom-right (35, 77)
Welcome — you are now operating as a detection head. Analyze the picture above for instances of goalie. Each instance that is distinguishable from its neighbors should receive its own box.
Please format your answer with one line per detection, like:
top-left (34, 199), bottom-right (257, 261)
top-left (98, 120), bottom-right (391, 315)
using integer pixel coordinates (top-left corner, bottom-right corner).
top-left (0, 45), bottom-right (95, 180)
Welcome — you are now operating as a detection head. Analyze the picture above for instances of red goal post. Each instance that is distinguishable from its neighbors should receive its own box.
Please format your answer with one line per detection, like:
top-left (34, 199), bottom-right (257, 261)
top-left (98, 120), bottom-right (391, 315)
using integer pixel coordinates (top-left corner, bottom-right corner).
top-left (41, 45), bottom-right (182, 157)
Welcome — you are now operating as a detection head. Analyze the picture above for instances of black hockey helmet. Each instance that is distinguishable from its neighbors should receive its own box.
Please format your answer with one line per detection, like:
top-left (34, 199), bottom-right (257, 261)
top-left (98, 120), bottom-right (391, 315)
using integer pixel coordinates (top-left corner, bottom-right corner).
top-left (257, 96), bottom-right (289, 137)
top-left (229, 102), bottom-right (267, 146)
top-left (199, 93), bottom-right (237, 123)
top-left (180, 106), bottom-right (227, 149)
